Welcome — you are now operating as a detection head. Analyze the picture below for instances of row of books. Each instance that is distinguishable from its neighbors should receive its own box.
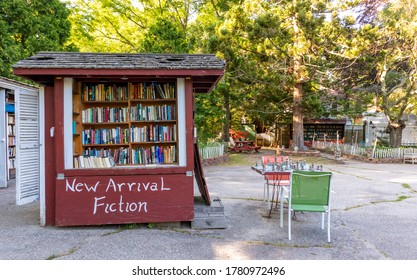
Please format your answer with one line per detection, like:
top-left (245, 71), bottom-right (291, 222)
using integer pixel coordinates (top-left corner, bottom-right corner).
top-left (82, 125), bottom-right (177, 145)
top-left (82, 147), bottom-right (115, 157)
top-left (8, 146), bottom-right (16, 157)
top-left (8, 124), bottom-right (15, 136)
top-left (82, 83), bottom-right (129, 101)
top-left (80, 105), bottom-right (176, 123)
top-left (130, 124), bottom-right (177, 143)
top-left (129, 82), bottom-right (176, 100)
top-left (82, 107), bottom-right (129, 123)
top-left (131, 145), bottom-right (176, 165)
top-left (8, 158), bottom-right (15, 168)
top-left (74, 145), bottom-right (177, 167)
top-left (8, 136), bottom-right (16, 145)
top-left (130, 104), bottom-right (176, 121)
top-left (82, 127), bottom-right (130, 145)
top-left (80, 82), bottom-right (176, 101)
top-left (79, 147), bottom-right (130, 166)
top-left (74, 156), bottom-right (115, 168)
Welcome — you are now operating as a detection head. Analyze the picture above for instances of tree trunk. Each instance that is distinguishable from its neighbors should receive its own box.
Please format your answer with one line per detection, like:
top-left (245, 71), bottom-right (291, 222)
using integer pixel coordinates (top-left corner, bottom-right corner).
top-left (292, 81), bottom-right (304, 149)
top-left (291, 8), bottom-right (304, 149)
top-left (385, 120), bottom-right (405, 147)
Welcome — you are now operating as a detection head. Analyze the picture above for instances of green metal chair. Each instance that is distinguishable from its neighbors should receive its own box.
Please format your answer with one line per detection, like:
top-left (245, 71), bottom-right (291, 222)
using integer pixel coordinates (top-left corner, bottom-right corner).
top-left (280, 171), bottom-right (333, 242)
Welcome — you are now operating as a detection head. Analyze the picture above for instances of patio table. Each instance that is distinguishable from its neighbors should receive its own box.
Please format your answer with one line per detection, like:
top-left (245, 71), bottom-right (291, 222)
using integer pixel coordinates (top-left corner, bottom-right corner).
top-left (251, 165), bottom-right (291, 216)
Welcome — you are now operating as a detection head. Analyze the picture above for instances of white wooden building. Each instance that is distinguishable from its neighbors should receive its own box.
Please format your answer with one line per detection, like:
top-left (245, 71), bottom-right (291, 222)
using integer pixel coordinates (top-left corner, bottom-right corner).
top-left (0, 77), bottom-right (43, 211)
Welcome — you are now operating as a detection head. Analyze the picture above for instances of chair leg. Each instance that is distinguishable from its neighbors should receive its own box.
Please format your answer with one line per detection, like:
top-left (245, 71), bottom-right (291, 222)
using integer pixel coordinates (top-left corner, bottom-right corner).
top-left (288, 209), bottom-right (292, 240)
top-left (267, 184), bottom-right (271, 209)
top-left (279, 188), bottom-right (284, 228)
top-left (327, 211), bottom-right (331, 243)
top-left (321, 213), bottom-right (325, 230)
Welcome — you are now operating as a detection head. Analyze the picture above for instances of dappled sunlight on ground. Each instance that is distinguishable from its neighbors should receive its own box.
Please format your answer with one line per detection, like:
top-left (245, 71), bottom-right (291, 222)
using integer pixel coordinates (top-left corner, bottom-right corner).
top-left (223, 148), bottom-right (340, 167)
top-left (212, 242), bottom-right (251, 260)
top-left (390, 176), bottom-right (417, 184)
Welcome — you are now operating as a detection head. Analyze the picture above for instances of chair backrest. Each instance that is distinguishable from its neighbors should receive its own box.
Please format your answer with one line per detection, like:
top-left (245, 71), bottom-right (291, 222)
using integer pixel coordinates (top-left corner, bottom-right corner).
top-left (269, 172), bottom-right (291, 182)
top-left (261, 155), bottom-right (289, 165)
top-left (291, 171), bottom-right (332, 206)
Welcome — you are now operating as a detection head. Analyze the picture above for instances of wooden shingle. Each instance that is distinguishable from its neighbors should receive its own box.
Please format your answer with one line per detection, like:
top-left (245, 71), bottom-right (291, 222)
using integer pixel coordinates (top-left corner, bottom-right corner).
top-left (13, 52), bottom-right (225, 70)
top-left (13, 52), bottom-right (225, 93)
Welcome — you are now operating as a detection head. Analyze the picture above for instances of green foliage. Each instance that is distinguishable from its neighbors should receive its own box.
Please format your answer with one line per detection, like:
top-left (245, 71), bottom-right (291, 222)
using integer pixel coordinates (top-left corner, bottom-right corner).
top-left (68, 0), bottom-right (196, 53)
top-left (0, 0), bottom-right (74, 78)
top-left (67, 0), bottom-right (144, 52)
top-left (4, 0), bottom-right (415, 147)
top-left (349, 0), bottom-right (417, 146)
top-left (195, 91), bottom-right (225, 142)
top-left (142, 17), bottom-right (188, 53)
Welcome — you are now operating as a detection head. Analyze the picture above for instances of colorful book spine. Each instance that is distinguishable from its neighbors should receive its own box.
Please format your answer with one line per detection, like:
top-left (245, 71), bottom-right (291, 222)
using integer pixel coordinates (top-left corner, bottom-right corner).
top-left (82, 127), bottom-right (130, 145)
top-left (131, 145), bottom-right (176, 164)
top-left (82, 84), bottom-right (128, 101)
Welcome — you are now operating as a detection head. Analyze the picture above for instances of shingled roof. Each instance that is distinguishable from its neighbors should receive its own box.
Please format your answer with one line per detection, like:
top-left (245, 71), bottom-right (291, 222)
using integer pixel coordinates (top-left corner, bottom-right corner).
top-left (13, 52), bottom-right (225, 93)
top-left (13, 52), bottom-right (226, 70)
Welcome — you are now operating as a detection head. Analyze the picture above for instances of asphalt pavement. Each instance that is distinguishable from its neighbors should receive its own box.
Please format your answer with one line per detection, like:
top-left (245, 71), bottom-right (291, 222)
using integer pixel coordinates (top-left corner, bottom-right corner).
top-left (1, 149), bottom-right (417, 260)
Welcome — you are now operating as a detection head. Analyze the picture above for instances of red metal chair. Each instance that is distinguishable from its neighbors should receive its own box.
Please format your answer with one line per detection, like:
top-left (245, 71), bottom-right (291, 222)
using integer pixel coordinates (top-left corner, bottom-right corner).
top-left (261, 156), bottom-right (290, 209)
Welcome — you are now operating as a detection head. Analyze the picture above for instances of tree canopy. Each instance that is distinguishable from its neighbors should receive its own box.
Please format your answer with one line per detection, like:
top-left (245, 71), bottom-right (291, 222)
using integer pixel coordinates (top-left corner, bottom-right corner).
top-left (0, 0), bottom-right (75, 79)
top-left (2, 0), bottom-right (416, 147)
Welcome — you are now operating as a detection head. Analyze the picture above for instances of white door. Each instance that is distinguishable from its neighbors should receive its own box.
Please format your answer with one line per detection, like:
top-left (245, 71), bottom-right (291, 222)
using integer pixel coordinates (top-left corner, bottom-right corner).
top-left (16, 89), bottom-right (40, 205)
top-left (0, 88), bottom-right (6, 188)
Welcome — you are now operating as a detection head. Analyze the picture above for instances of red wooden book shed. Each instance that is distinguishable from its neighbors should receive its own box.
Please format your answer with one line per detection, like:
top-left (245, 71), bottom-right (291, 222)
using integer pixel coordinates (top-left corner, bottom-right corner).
top-left (13, 52), bottom-right (225, 226)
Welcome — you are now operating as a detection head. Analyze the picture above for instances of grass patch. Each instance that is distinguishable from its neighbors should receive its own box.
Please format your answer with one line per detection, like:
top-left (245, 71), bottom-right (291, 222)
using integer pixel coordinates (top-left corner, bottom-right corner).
top-left (220, 153), bottom-right (257, 166)
top-left (46, 247), bottom-right (78, 260)
top-left (101, 223), bottom-right (139, 236)
top-left (220, 150), bottom-right (339, 167)
top-left (345, 194), bottom-right (412, 211)
top-left (225, 197), bottom-right (264, 202)
top-left (395, 195), bottom-right (411, 202)
top-left (402, 183), bottom-right (417, 193)
top-left (246, 240), bottom-right (333, 248)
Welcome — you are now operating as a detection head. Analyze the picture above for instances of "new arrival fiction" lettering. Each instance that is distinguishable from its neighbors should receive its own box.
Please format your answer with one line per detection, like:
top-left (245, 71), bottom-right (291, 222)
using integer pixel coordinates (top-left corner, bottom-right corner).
top-left (65, 177), bottom-right (171, 214)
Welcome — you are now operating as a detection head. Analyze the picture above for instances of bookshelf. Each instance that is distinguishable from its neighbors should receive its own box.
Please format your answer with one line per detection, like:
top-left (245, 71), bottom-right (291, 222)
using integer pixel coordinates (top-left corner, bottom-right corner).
top-left (5, 89), bottom-right (16, 179)
top-left (304, 123), bottom-right (345, 141)
top-left (73, 80), bottom-right (178, 168)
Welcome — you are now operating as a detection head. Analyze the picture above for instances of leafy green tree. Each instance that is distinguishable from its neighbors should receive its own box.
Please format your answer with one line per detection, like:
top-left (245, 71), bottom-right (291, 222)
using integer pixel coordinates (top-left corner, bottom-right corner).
top-left (352, 0), bottom-right (417, 147)
top-left (212, 0), bottom-right (363, 148)
top-left (0, 0), bottom-right (74, 78)
top-left (68, 0), bottom-right (194, 53)
top-left (188, 0), bottom-right (242, 142)
top-left (65, 0), bottom-right (417, 149)
top-left (142, 17), bottom-right (187, 53)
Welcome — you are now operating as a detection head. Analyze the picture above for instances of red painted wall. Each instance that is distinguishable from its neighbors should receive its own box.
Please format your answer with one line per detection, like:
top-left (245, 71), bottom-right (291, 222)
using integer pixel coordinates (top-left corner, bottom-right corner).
top-left (43, 86), bottom-right (56, 225)
top-left (47, 77), bottom-right (197, 226)
top-left (55, 174), bottom-right (194, 226)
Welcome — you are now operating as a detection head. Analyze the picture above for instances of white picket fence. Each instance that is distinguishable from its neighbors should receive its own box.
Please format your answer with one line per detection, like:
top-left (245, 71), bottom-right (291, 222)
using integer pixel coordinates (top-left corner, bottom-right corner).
top-left (312, 141), bottom-right (417, 159)
top-left (199, 143), bottom-right (226, 160)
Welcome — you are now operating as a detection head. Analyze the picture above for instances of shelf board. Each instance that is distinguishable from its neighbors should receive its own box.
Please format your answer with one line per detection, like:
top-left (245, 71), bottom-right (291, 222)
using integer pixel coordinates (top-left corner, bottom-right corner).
top-left (130, 98), bottom-right (176, 103)
top-left (131, 141), bottom-right (177, 145)
top-left (82, 143), bottom-right (130, 147)
top-left (82, 122), bottom-right (129, 125)
top-left (130, 120), bottom-right (176, 123)
top-left (81, 100), bottom-right (129, 104)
